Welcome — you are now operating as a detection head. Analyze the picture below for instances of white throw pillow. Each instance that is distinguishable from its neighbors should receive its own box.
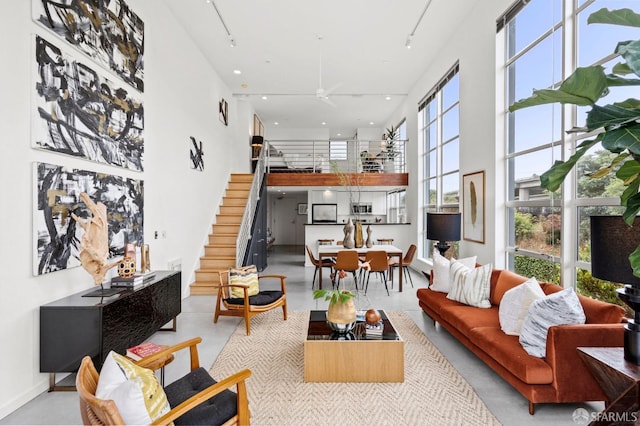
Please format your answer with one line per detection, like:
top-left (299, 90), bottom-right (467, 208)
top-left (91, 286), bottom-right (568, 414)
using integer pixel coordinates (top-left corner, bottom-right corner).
top-left (430, 249), bottom-right (477, 293)
top-left (498, 277), bottom-right (545, 336)
top-left (446, 262), bottom-right (493, 308)
top-left (96, 351), bottom-right (171, 425)
top-left (519, 288), bottom-right (586, 358)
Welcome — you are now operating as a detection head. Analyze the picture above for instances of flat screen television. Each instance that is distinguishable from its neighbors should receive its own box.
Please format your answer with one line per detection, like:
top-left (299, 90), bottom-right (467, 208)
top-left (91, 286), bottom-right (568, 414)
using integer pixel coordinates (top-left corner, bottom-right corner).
top-left (312, 203), bottom-right (337, 223)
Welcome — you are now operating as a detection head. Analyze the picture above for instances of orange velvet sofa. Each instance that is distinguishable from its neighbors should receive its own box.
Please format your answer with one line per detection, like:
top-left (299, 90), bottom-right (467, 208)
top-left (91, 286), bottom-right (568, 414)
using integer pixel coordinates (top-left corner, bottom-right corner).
top-left (416, 268), bottom-right (625, 415)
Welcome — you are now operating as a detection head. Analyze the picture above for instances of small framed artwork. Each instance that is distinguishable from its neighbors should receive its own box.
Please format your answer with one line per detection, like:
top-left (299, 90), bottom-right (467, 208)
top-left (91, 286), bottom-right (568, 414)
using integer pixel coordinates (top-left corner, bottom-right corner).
top-left (219, 98), bottom-right (228, 126)
top-left (297, 203), bottom-right (308, 215)
top-left (462, 170), bottom-right (485, 243)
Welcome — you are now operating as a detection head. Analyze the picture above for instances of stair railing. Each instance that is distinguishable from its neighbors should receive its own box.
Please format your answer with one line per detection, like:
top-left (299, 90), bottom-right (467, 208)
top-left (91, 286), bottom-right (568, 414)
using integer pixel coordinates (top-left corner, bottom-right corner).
top-left (236, 146), bottom-right (266, 266)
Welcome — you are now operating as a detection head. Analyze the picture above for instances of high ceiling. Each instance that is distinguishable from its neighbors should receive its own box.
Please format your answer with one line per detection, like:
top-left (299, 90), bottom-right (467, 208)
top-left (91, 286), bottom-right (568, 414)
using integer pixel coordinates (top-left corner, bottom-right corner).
top-left (163, 0), bottom-right (475, 138)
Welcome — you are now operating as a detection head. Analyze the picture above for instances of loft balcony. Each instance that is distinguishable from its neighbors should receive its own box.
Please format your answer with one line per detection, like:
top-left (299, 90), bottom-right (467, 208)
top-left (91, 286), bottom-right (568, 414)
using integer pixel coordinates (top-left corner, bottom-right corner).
top-left (262, 139), bottom-right (409, 187)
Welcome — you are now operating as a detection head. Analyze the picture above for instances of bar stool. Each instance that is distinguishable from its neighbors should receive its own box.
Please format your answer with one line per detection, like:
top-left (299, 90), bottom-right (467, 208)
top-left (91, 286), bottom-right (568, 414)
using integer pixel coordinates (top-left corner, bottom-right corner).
top-left (376, 238), bottom-right (394, 245)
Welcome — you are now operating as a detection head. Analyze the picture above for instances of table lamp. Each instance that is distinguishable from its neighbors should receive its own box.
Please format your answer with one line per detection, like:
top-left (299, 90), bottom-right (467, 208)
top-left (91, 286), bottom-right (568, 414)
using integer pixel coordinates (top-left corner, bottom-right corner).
top-left (427, 212), bottom-right (461, 257)
top-left (591, 215), bottom-right (640, 364)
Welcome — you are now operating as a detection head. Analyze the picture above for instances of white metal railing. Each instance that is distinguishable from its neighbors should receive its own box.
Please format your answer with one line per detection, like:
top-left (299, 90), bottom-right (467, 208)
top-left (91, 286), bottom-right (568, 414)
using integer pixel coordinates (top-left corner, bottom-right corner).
top-left (236, 146), bottom-right (266, 266)
top-left (264, 139), bottom-right (406, 173)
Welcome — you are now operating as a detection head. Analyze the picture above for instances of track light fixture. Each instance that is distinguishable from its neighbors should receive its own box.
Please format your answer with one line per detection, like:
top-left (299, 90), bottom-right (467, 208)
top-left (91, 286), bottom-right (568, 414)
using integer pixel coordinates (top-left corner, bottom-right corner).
top-left (207, 0), bottom-right (236, 48)
top-left (406, 0), bottom-right (434, 48)
top-left (405, 35), bottom-right (413, 49)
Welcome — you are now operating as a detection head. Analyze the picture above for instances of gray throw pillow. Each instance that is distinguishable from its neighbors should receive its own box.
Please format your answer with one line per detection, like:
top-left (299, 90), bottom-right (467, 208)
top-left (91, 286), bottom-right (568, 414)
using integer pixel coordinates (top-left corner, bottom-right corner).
top-left (519, 288), bottom-right (586, 358)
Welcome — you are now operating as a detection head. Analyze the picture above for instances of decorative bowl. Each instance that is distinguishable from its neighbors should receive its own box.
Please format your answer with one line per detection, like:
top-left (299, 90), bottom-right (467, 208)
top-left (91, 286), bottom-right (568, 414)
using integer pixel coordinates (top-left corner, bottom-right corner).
top-left (327, 319), bottom-right (356, 334)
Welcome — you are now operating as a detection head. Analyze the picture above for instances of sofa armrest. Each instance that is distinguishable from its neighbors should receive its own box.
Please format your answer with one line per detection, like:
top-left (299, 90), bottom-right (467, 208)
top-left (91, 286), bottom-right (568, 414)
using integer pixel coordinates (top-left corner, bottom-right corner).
top-left (546, 324), bottom-right (624, 400)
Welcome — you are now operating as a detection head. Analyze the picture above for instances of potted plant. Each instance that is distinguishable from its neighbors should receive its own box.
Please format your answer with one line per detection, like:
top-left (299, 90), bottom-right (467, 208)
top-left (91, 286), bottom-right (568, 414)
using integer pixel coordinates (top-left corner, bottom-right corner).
top-left (509, 7), bottom-right (640, 276)
top-left (383, 125), bottom-right (399, 172)
top-left (313, 270), bottom-right (356, 332)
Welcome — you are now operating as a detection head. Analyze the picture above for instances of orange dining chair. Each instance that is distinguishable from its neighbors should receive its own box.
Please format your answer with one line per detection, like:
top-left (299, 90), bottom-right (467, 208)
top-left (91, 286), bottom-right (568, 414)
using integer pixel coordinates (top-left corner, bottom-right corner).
top-left (332, 250), bottom-right (361, 290)
top-left (388, 244), bottom-right (417, 289)
top-left (306, 245), bottom-right (335, 289)
top-left (363, 250), bottom-right (390, 295)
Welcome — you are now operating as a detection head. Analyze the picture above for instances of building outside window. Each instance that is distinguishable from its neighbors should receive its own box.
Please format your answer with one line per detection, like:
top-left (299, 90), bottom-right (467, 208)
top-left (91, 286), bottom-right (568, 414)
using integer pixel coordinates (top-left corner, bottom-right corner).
top-left (419, 64), bottom-right (460, 258)
top-left (500, 0), bottom-right (634, 312)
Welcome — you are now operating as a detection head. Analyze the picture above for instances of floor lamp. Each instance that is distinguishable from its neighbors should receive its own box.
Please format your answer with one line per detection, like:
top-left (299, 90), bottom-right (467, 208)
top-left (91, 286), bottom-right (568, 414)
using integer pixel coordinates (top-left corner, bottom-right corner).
top-left (427, 212), bottom-right (461, 257)
top-left (591, 215), bottom-right (640, 364)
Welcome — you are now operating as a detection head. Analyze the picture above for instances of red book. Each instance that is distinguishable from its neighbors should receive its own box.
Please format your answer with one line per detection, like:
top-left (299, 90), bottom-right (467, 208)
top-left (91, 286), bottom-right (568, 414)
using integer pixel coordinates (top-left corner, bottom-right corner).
top-left (126, 342), bottom-right (164, 360)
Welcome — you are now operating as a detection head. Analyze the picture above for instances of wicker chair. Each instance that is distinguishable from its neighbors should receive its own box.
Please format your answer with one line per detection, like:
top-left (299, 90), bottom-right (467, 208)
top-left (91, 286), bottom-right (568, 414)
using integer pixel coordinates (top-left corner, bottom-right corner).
top-left (76, 337), bottom-right (251, 425)
top-left (213, 269), bottom-right (287, 335)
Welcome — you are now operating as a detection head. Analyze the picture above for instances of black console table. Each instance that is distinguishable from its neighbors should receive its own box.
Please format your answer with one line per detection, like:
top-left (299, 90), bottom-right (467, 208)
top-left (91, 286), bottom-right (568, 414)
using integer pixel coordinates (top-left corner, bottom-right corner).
top-left (40, 270), bottom-right (181, 390)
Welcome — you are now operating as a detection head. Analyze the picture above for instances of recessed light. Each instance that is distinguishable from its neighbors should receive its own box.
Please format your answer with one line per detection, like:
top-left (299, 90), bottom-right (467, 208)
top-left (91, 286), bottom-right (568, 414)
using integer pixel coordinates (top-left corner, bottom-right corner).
top-left (385, 96), bottom-right (391, 101)
top-left (321, 122), bottom-right (326, 125)
top-left (337, 133), bottom-right (342, 136)
top-left (233, 69), bottom-right (242, 75)
top-left (241, 83), bottom-right (248, 88)
top-left (274, 122), bottom-right (279, 125)
top-left (369, 121), bottom-right (375, 125)
top-left (261, 96), bottom-right (268, 100)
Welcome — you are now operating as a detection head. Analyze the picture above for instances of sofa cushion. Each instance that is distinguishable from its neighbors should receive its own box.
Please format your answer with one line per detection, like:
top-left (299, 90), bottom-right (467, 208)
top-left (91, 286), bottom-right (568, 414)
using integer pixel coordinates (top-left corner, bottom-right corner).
top-left (499, 277), bottom-right (546, 336)
top-left (430, 250), bottom-right (477, 293)
top-left (540, 283), bottom-right (625, 324)
top-left (519, 288), bottom-right (586, 358)
top-left (468, 327), bottom-right (553, 385)
top-left (416, 288), bottom-right (464, 317)
top-left (490, 269), bottom-right (529, 306)
top-left (447, 262), bottom-right (492, 308)
top-left (440, 305), bottom-right (500, 335)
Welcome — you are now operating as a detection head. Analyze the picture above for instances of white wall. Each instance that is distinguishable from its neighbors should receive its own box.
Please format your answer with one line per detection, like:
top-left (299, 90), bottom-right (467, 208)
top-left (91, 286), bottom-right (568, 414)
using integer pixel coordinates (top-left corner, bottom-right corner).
top-left (0, 0), bottom-right (252, 418)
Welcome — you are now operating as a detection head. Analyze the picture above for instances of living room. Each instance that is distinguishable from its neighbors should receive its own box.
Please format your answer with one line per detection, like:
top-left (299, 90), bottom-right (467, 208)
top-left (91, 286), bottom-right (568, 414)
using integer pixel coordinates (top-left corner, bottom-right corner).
top-left (2, 0), bottom-right (638, 424)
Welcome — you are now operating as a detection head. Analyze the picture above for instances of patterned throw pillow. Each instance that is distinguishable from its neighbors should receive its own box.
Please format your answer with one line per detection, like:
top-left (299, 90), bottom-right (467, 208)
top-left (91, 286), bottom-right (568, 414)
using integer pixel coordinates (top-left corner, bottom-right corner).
top-left (446, 262), bottom-right (492, 308)
top-left (430, 249), bottom-right (477, 293)
top-left (519, 288), bottom-right (586, 358)
top-left (96, 351), bottom-right (171, 425)
top-left (498, 277), bottom-right (545, 336)
top-left (229, 265), bottom-right (260, 298)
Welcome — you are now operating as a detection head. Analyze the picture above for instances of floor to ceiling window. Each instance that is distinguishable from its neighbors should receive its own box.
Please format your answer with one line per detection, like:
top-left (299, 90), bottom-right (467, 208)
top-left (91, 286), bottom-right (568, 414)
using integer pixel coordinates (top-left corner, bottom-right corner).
top-left (500, 0), bottom-right (635, 312)
top-left (419, 63), bottom-right (460, 258)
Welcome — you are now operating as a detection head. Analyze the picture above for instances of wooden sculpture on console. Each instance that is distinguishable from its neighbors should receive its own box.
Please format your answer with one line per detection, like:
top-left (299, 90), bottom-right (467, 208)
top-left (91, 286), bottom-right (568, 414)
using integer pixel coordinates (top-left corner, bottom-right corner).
top-left (71, 192), bottom-right (120, 285)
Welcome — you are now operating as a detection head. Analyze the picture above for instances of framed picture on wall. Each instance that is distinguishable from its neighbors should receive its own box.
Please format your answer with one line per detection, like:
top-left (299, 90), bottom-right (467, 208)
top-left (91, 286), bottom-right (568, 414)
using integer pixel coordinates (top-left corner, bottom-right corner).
top-left (219, 98), bottom-right (228, 126)
top-left (462, 170), bottom-right (485, 243)
top-left (297, 203), bottom-right (308, 215)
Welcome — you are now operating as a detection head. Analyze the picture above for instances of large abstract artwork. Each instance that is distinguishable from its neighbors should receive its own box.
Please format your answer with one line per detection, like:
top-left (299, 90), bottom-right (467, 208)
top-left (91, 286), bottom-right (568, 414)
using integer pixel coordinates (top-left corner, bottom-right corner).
top-left (32, 0), bottom-right (144, 91)
top-left (34, 162), bottom-right (144, 276)
top-left (33, 35), bottom-right (144, 171)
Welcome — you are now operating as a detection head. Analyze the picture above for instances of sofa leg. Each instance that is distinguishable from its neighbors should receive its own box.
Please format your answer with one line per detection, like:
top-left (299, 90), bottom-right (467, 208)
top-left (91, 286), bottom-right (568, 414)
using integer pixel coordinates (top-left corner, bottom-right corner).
top-left (528, 402), bottom-right (535, 415)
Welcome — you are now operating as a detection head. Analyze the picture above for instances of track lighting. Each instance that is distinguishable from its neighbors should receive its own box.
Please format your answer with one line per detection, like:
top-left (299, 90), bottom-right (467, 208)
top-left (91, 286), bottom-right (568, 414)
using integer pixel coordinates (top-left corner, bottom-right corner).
top-left (208, 0), bottom-right (237, 48)
top-left (405, 0), bottom-right (434, 48)
top-left (405, 35), bottom-right (413, 49)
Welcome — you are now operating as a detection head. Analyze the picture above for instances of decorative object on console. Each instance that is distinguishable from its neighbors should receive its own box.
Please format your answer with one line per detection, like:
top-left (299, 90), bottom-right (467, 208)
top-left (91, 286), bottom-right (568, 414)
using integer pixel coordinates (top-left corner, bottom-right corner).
top-left (343, 218), bottom-right (355, 249)
top-left (314, 271), bottom-right (356, 334)
top-left (118, 257), bottom-right (137, 278)
top-left (365, 309), bottom-right (382, 325)
top-left (462, 170), bottom-right (485, 243)
top-left (591, 215), bottom-right (640, 364)
top-left (354, 220), bottom-right (364, 248)
top-left (71, 193), bottom-right (121, 286)
top-left (426, 212), bottom-right (461, 257)
top-left (140, 244), bottom-right (151, 272)
top-left (365, 225), bottom-right (373, 248)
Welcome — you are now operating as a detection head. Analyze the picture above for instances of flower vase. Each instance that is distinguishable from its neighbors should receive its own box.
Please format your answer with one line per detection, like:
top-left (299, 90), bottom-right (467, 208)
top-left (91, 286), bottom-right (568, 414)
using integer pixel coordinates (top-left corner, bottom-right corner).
top-left (365, 225), bottom-right (373, 247)
top-left (354, 220), bottom-right (364, 248)
top-left (343, 218), bottom-right (355, 249)
top-left (327, 295), bottom-right (356, 333)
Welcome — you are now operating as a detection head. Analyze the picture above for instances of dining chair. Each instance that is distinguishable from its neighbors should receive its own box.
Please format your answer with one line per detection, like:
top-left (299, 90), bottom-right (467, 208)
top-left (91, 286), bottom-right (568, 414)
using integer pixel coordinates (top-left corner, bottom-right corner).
top-left (332, 250), bottom-right (361, 290)
top-left (388, 244), bottom-right (417, 289)
top-left (363, 250), bottom-right (390, 295)
top-left (306, 245), bottom-right (335, 289)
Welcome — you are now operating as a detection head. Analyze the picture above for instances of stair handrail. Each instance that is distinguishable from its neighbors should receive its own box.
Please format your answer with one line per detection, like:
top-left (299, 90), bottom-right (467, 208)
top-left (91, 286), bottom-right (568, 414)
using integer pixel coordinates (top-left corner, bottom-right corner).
top-left (236, 146), bottom-right (266, 266)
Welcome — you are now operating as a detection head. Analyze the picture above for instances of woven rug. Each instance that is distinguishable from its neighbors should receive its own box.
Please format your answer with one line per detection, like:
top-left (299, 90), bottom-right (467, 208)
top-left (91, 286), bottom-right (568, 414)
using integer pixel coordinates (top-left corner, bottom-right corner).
top-left (209, 310), bottom-right (499, 425)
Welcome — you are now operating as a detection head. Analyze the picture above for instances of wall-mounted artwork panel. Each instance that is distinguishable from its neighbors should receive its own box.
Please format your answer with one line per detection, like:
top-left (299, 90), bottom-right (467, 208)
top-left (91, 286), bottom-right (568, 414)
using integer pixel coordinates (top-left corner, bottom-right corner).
top-left (34, 162), bottom-right (144, 276)
top-left (33, 35), bottom-right (144, 171)
top-left (32, 0), bottom-right (145, 92)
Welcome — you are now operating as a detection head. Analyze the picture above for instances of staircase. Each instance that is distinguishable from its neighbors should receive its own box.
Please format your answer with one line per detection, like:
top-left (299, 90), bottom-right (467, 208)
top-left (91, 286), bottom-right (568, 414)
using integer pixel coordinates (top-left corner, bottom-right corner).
top-left (190, 173), bottom-right (253, 295)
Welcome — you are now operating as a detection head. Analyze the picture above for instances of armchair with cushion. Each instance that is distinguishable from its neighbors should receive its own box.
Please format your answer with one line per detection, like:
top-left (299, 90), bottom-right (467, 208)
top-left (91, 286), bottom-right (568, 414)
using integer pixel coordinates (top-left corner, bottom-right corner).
top-left (76, 337), bottom-right (251, 425)
top-left (213, 265), bottom-right (287, 335)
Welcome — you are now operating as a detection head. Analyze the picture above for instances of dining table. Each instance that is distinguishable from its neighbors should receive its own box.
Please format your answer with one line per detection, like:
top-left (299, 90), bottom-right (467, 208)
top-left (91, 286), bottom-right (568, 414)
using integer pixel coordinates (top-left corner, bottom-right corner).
top-left (317, 245), bottom-right (405, 292)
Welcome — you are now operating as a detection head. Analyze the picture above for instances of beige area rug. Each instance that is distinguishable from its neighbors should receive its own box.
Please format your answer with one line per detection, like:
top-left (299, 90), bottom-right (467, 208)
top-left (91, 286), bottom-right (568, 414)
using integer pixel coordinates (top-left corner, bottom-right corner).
top-left (209, 310), bottom-right (499, 425)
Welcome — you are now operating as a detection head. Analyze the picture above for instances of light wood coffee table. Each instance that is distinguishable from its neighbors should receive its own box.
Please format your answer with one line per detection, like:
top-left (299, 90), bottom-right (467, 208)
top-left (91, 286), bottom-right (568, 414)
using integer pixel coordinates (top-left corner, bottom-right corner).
top-left (303, 310), bottom-right (404, 382)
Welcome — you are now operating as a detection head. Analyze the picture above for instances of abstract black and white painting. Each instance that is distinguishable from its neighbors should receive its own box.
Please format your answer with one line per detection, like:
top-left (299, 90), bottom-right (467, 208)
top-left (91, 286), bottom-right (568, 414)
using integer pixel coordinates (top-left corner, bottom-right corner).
top-left (32, 0), bottom-right (144, 91)
top-left (34, 162), bottom-right (144, 276)
top-left (190, 136), bottom-right (204, 171)
top-left (33, 35), bottom-right (144, 171)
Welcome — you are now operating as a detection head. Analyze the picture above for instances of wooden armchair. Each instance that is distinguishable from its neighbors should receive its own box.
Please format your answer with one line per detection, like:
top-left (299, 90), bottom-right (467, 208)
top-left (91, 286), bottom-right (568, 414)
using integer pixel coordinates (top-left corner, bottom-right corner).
top-left (76, 337), bottom-right (251, 425)
top-left (213, 269), bottom-right (287, 335)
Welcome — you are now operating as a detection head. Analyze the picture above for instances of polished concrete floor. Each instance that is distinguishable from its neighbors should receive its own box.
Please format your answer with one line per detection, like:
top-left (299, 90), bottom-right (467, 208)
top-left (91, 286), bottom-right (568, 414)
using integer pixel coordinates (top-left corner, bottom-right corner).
top-left (1, 245), bottom-right (602, 425)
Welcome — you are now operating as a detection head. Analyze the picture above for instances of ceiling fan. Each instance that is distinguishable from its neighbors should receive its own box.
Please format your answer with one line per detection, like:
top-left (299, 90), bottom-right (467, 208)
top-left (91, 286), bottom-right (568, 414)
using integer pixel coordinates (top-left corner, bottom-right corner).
top-left (314, 35), bottom-right (341, 107)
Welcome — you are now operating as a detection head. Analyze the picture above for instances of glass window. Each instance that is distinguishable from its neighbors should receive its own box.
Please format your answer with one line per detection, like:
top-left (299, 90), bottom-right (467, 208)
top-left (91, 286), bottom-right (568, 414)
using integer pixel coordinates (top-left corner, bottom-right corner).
top-left (330, 140), bottom-right (347, 160)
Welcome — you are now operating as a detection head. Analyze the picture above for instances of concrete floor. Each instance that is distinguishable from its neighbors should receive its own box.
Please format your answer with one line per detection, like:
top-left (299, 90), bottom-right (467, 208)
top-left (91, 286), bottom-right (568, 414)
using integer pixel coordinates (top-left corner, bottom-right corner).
top-left (0, 245), bottom-right (602, 425)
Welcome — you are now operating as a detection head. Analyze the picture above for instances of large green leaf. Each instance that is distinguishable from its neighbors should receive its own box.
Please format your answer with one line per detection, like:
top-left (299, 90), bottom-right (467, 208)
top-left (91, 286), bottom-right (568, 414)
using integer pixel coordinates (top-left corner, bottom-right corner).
top-left (613, 62), bottom-right (634, 75)
top-left (606, 74), bottom-right (640, 86)
top-left (601, 124), bottom-right (640, 154)
top-left (539, 138), bottom-right (601, 191)
top-left (586, 104), bottom-right (640, 131)
top-left (616, 40), bottom-right (640, 76)
top-left (588, 8), bottom-right (640, 28)
top-left (616, 98), bottom-right (640, 109)
top-left (630, 245), bottom-right (640, 278)
top-left (623, 192), bottom-right (640, 223)
top-left (509, 66), bottom-right (608, 111)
